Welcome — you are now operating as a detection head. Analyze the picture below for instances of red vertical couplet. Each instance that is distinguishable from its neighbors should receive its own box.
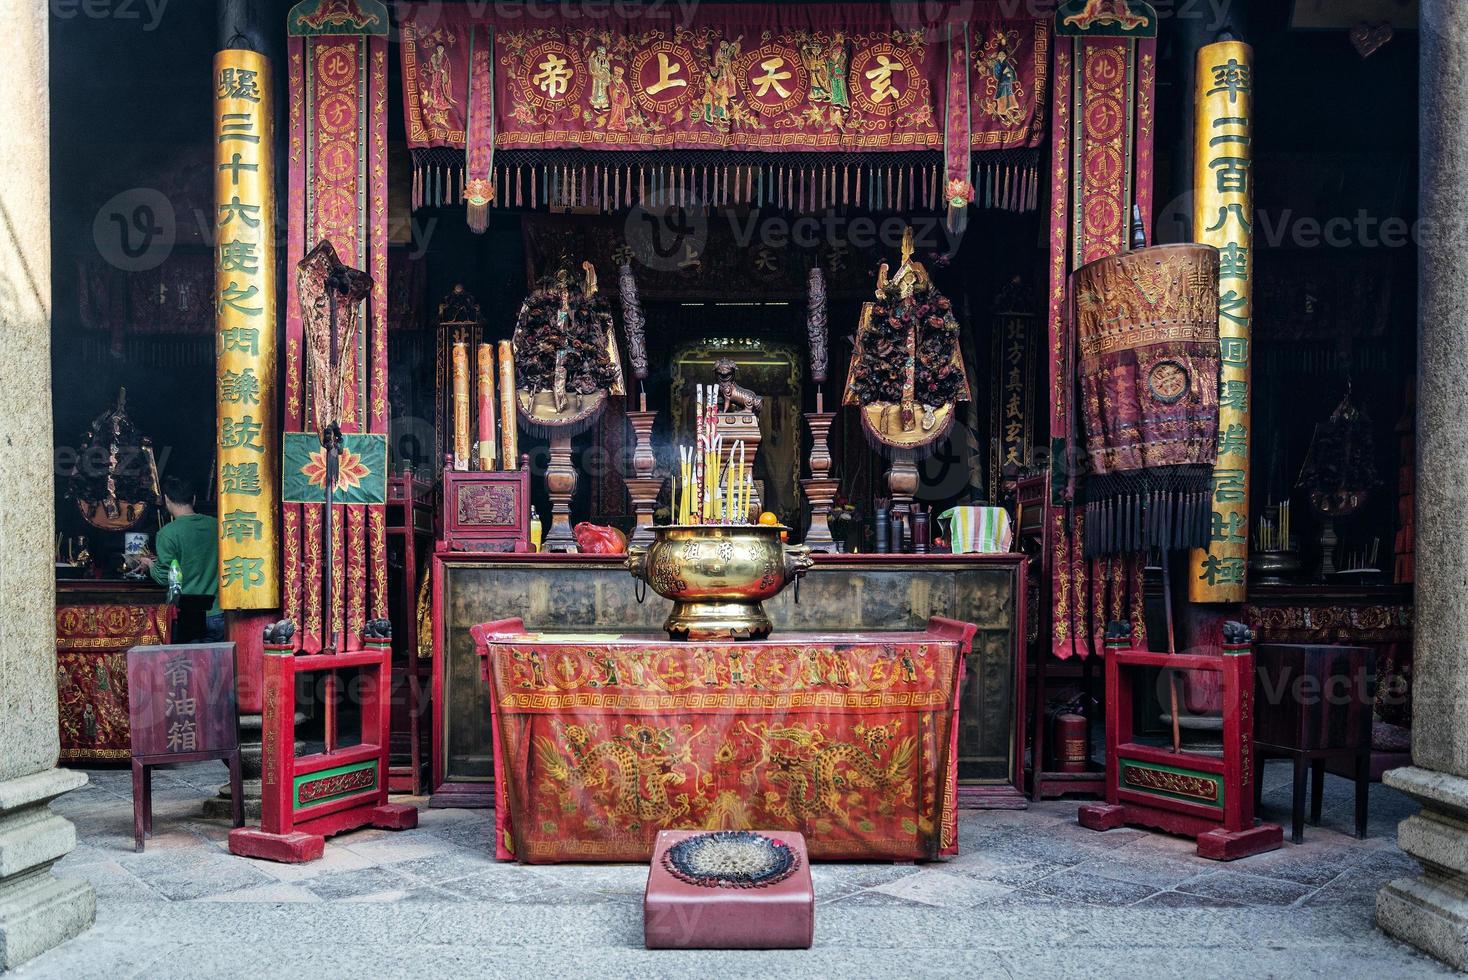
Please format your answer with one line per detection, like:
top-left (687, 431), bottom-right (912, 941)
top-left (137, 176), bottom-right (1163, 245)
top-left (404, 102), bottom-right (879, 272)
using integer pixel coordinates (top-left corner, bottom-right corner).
top-left (1045, 36), bottom-right (1076, 659)
top-left (284, 37), bottom-right (307, 645)
top-left (368, 33), bottom-right (390, 624)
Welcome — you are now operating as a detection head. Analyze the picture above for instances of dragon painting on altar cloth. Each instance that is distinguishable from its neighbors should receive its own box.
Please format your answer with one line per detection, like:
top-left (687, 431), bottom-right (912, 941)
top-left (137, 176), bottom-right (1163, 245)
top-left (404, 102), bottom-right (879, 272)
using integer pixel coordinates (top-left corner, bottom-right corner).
top-left (473, 620), bottom-right (971, 863)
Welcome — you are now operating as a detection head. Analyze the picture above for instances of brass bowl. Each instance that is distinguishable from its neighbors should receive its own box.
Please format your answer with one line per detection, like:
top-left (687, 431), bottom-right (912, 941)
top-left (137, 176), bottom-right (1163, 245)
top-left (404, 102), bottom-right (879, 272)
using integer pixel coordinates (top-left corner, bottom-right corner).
top-left (627, 524), bottom-right (813, 641)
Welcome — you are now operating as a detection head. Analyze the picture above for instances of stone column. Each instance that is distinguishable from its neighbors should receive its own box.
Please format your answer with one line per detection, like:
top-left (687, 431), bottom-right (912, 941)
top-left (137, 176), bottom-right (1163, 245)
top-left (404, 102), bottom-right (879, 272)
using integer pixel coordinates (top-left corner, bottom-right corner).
top-left (1376, 4), bottom-right (1468, 968)
top-left (0, 1), bottom-right (96, 970)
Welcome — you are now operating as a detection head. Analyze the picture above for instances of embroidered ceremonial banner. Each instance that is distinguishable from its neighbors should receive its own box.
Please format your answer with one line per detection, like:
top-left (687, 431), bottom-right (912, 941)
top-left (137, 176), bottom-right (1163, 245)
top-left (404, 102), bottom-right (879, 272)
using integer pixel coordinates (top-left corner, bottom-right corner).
top-left (214, 48), bottom-right (280, 610)
top-left (400, 4), bottom-right (1047, 155)
top-left (1189, 40), bottom-right (1253, 603)
top-left (1045, 2), bottom-right (1157, 659)
top-left (56, 600), bottom-right (171, 763)
top-left (969, 19), bottom-right (1049, 151)
top-left (281, 432), bottom-right (388, 505)
top-left (473, 618), bottom-right (972, 863)
top-left (285, 0), bottom-right (391, 652)
top-left (987, 283), bottom-right (1039, 501)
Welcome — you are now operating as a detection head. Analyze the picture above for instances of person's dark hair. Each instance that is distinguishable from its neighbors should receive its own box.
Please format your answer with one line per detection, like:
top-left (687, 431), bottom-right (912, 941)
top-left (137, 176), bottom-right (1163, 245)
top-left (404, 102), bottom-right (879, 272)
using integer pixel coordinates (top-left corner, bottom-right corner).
top-left (162, 474), bottom-right (197, 507)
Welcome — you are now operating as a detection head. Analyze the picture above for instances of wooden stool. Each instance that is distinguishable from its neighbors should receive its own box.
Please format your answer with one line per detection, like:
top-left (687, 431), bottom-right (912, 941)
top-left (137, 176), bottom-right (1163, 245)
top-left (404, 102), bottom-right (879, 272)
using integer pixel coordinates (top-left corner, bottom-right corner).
top-left (1253, 643), bottom-right (1375, 844)
top-left (127, 643), bottom-right (244, 852)
top-left (644, 830), bottom-right (814, 949)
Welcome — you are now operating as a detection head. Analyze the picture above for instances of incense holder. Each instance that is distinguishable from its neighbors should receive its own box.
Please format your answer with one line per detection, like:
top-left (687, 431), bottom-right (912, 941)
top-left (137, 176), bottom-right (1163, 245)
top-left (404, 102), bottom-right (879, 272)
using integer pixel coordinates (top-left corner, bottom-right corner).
top-left (626, 524), bottom-right (813, 641)
top-left (1248, 550), bottom-right (1302, 586)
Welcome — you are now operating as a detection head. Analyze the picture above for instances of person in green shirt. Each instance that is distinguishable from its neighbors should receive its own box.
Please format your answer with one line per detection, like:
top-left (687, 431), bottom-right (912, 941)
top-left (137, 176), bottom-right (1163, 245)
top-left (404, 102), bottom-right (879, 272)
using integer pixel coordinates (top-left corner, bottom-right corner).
top-left (138, 475), bottom-right (223, 642)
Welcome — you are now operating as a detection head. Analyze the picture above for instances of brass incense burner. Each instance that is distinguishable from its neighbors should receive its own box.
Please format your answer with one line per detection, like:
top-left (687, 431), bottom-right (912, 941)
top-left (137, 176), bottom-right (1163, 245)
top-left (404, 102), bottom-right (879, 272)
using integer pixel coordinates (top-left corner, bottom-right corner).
top-left (627, 524), bottom-right (813, 641)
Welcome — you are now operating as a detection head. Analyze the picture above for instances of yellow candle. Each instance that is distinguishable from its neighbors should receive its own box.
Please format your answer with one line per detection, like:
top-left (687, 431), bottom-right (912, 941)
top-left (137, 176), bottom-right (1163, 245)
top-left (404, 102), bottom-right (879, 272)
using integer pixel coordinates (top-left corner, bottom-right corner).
top-left (498, 341), bottom-right (518, 469)
top-left (452, 341), bottom-right (471, 471)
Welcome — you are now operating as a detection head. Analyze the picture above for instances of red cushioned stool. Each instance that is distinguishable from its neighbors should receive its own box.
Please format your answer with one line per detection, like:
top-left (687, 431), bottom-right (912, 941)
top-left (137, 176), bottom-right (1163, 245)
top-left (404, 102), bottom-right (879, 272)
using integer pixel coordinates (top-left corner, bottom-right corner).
top-left (644, 829), bottom-right (814, 950)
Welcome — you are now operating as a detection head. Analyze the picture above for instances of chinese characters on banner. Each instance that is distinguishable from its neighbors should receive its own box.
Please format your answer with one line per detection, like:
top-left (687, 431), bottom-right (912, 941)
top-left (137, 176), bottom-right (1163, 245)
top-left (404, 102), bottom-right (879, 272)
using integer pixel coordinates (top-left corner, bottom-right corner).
top-left (989, 308), bottom-right (1036, 501)
top-left (399, 7), bottom-right (1048, 155)
top-left (1189, 40), bottom-right (1253, 603)
top-left (214, 49), bottom-right (279, 609)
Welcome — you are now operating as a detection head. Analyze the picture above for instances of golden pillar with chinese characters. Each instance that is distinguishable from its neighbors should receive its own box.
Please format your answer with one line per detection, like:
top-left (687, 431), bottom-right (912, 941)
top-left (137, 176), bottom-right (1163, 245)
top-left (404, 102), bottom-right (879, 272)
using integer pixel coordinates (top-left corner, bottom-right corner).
top-left (1188, 39), bottom-right (1252, 603)
top-left (214, 49), bottom-right (278, 609)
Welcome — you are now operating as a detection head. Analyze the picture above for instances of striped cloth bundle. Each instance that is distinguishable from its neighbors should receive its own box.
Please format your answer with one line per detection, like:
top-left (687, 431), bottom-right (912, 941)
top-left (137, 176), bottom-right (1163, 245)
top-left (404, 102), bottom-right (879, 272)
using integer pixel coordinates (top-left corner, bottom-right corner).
top-left (938, 507), bottom-right (1013, 555)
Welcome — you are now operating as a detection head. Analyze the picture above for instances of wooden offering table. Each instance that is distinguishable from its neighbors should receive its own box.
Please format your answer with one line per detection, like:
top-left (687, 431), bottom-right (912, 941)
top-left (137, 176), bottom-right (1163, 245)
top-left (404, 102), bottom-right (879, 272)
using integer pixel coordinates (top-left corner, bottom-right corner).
top-left (432, 553), bottom-right (1027, 809)
top-left (472, 617), bottom-right (975, 863)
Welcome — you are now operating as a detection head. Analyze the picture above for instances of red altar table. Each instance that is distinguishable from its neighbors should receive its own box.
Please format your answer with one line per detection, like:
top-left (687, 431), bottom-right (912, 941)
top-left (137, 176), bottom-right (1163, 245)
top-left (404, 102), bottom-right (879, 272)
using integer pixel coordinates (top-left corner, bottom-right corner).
top-left (56, 581), bottom-right (172, 764)
top-left (472, 617), bottom-right (974, 863)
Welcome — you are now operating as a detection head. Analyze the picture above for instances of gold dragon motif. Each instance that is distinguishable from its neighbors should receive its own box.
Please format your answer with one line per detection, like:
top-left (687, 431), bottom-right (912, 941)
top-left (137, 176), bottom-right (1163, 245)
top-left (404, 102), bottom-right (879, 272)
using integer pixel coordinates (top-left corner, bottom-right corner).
top-left (742, 721), bottom-right (916, 822)
top-left (534, 724), bottom-right (692, 826)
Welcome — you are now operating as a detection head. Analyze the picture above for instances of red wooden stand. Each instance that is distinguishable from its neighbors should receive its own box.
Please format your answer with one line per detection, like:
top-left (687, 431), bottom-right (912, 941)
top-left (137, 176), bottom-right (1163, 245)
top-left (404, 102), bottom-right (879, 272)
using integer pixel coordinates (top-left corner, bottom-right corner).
top-left (1077, 643), bottom-right (1282, 861)
top-left (228, 639), bottom-right (417, 863)
top-left (387, 471), bottom-right (434, 793)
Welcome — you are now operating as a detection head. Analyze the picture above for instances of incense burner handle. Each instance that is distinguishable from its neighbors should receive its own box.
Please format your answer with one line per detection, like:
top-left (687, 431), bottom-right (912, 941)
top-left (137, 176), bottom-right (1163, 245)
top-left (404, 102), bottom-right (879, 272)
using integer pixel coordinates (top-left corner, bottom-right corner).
top-left (626, 545), bottom-right (649, 604)
top-left (782, 544), bottom-right (814, 581)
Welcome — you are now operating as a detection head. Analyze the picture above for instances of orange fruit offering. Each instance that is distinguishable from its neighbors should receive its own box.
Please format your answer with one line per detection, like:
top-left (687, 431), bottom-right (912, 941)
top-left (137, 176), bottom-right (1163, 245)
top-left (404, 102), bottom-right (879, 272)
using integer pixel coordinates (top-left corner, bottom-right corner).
top-left (757, 511), bottom-right (779, 526)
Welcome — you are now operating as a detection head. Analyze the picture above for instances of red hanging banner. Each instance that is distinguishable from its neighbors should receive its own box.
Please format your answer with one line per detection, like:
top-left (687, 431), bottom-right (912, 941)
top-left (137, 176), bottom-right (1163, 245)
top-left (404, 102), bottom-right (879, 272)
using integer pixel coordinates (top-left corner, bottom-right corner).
top-left (400, 3), bottom-right (1048, 156)
top-left (285, 0), bottom-right (391, 653)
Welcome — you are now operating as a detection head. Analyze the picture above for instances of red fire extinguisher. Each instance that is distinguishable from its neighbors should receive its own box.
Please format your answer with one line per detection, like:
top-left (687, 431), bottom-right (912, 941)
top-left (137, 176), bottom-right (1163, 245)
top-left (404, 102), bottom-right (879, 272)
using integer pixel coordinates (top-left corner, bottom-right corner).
top-left (1052, 712), bottom-right (1089, 773)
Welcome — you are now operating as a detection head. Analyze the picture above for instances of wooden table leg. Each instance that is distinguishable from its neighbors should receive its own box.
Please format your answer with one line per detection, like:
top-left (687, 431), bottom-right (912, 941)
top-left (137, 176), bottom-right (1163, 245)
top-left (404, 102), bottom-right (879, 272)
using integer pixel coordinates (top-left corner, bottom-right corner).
top-left (1354, 752), bottom-right (1370, 839)
top-left (1310, 759), bottom-right (1325, 825)
top-left (131, 760), bottom-right (146, 853)
top-left (142, 764), bottom-right (153, 836)
top-left (1291, 754), bottom-right (1307, 844)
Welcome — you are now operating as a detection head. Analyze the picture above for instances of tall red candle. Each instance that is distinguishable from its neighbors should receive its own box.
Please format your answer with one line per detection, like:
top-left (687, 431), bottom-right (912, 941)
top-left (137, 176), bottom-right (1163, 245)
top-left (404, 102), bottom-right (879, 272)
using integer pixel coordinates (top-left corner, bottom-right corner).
top-left (476, 342), bottom-right (497, 470)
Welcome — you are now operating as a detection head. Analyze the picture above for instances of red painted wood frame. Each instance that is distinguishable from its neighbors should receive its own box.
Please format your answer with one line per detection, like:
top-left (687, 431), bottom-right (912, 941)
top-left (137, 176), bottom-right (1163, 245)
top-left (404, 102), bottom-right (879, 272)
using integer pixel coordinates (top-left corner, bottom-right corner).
top-left (1078, 644), bottom-right (1283, 861)
top-left (228, 641), bottom-right (416, 863)
top-left (387, 472), bottom-right (435, 794)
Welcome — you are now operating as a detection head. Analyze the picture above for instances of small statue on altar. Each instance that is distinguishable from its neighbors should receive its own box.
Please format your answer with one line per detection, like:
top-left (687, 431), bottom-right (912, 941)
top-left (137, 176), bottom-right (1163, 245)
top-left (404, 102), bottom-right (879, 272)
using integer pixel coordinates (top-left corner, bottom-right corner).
top-left (714, 357), bottom-right (763, 414)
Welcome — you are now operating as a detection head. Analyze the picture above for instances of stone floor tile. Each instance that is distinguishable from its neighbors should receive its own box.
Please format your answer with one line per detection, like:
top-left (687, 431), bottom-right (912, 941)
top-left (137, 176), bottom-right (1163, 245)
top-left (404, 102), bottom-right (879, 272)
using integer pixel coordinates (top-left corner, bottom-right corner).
top-left (867, 869), bottom-right (1013, 908)
top-left (196, 882), bottom-right (322, 903)
top-left (1131, 888), bottom-right (1248, 910)
top-left (337, 830), bottom-right (453, 865)
top-left (1021, 867), bottom-right (1161, 907)
top-left (808, 862), bottom-right (921, 903)
top-left (300, 866), bottom-right (415, 902)
top-left (60, 858), bottom-right (162, 903)
top-left (1071, 849), bottom-right (1203, 890)
top-left (420, 816), bottom-right (496, 850)
top-left (1175, 868), bottom-right (1315, 907)
top-left (243, 842), bottom-right (380, 882)
top-left (389, 848), bottom-right (501, 885)
top-left (437, 867), bottom-right (581, 905)
top-left (128, 853), bottom-right (276, 901)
